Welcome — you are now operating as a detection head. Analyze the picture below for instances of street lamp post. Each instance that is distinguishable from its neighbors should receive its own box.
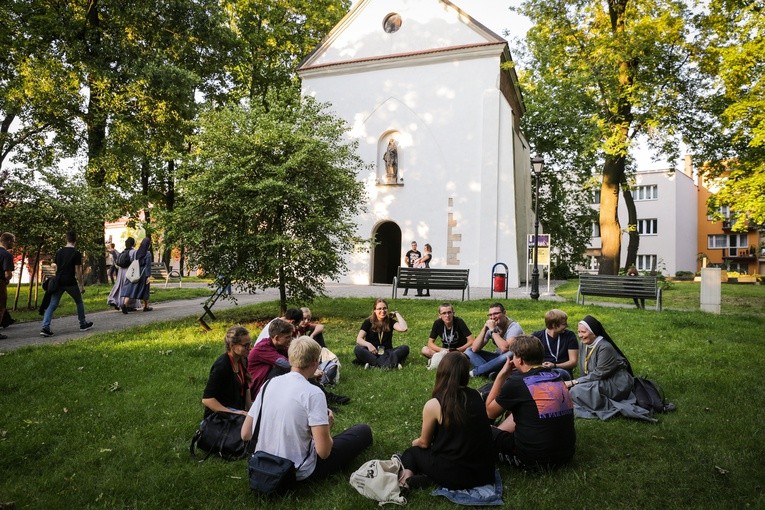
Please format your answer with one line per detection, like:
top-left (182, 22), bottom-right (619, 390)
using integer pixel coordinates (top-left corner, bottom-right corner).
top-left (530, 155), bottom-right (544, 300)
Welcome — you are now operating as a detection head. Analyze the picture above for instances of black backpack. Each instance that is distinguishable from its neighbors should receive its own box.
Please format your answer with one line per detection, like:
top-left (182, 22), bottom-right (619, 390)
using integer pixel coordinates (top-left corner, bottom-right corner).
top-left (115, 250), bottom-right (132, 268)
top-left (633, 377), bottom-right (676, 413)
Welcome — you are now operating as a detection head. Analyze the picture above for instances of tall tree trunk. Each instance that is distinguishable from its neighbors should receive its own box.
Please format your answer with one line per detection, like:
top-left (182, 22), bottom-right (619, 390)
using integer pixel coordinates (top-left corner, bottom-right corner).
top-left (622, 180), bottom-right (639, 270)
top-left (13, 247), bottom-right (25, 310)
top-left (162, 159), bottom-right (176, 266)
top-left (599, 155), bottom-right (624, 275)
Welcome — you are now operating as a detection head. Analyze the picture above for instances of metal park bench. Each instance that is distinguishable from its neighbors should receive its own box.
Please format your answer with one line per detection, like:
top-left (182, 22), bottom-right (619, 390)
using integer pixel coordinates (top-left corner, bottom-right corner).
top-left (576, 274), bottom-right (662, 311)
top-left (150, 263), bottom-right (182, 288)
top-left (392, 267), bottom-right (470, 301)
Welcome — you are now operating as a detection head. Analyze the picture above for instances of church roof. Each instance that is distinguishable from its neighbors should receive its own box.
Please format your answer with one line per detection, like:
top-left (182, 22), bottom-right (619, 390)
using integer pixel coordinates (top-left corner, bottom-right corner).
top-left (298, 0), bottom-right (511, 73)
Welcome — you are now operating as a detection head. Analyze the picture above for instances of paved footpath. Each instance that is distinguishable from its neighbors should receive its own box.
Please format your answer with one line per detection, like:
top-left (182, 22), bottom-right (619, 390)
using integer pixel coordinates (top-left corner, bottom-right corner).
top-left (0, 282), bottom-right (564, 352)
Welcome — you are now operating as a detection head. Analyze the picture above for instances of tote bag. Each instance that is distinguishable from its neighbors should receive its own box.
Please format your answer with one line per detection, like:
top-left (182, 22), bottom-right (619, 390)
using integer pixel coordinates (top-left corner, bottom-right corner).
top-left (125, 259), bottom-right (142, 283)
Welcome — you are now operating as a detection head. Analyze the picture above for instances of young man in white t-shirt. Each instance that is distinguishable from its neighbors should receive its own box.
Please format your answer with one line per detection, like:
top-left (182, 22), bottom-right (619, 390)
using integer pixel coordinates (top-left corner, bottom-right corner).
top-left (242, 336), bottom-right (372, 481)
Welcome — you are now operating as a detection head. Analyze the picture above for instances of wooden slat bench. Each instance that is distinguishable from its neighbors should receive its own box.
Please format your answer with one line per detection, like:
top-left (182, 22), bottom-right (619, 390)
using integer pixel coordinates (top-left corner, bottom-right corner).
top-left (576, 274), bottom-right (662, 311)
top-left (392, 267), bottom-right (470, 301)
top-left (150, 263), bottom-right (182, 288)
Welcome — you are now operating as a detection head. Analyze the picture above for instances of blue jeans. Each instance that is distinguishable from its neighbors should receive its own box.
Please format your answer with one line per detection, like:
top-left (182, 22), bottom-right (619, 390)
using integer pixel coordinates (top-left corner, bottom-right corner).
top-left (465, 349), bottom-right (513, 377)
top-left (42, 285), bottom-right (87, 329)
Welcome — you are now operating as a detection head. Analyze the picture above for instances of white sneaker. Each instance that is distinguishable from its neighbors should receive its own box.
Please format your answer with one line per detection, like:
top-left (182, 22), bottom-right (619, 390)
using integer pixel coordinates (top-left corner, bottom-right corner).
top-left (469, 370), bottom-right (475, 377)
top-left (364, 363), bottom-right (370, 370)
top-left (397, 364), bottom-right (403, 370)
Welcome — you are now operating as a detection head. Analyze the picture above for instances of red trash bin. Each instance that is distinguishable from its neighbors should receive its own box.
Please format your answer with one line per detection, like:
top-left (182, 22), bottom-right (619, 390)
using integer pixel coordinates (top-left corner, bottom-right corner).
top-left (493, 273), bottom-right (507, 292)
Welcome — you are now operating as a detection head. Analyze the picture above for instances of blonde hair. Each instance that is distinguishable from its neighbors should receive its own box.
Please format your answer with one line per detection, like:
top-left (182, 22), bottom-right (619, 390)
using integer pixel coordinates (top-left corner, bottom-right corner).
top-left (301, 307), bottom-right (312, 320)
top-left (288, 336), bottom-right (321, 369)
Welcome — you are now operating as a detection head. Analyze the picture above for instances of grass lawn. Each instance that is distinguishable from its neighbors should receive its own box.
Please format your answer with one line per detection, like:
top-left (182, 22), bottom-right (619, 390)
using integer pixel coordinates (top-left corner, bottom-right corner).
top-left (1, 296), bottom-right (764, 509)
top-left (3, 279), bottom-right (214, 323)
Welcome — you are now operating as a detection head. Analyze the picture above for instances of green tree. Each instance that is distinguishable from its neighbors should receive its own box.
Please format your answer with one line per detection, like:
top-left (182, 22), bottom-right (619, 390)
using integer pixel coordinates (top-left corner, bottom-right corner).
top-left (224, 0), bottom-right (350, 104)
top-left (694, 0), bottom-right (765, 229)
top-left (516, 0), bottom-right (703, 273)
top-left (172, 95), bottom-right (367, 312)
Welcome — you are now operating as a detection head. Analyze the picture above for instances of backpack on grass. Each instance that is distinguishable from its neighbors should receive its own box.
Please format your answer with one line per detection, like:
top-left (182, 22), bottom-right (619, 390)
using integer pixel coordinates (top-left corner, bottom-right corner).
top-left (633, 377), bottom-right (676, 413)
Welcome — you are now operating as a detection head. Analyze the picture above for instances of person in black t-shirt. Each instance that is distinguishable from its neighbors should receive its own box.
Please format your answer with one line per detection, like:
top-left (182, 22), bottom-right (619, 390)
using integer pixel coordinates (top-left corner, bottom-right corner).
top-left (421, 303), bottom-right (474, 358)
top-left (402, 241), bottom-right (421, 296)
top-left (40, 231), bottom-right (93, 337)
top-left (485, 335), bottom-right (575, 469)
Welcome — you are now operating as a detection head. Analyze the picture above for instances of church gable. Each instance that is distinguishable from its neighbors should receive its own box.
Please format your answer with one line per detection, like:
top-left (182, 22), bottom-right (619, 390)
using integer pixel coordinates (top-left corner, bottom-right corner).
top-left (300, 0), bottom-right (506, 70)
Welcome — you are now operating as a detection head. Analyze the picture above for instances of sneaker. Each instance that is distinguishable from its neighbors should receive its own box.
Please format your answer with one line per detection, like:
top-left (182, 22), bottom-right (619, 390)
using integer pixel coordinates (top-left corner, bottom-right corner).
top-left (469, 370), bottom-right (475, 377)
top-left (364, 363), bottom-right (370, 370)
top-left (79, 322), bottom-right (94, 331)
top-left (40, 328), bottom-right (54, 337)
top-left (397, 363), bottom-right (403, 370)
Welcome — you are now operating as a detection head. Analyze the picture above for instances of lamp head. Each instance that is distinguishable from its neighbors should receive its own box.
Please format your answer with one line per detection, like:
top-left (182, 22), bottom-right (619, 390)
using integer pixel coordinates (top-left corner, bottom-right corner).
top-left (531, 155), bottom-right (544, 175)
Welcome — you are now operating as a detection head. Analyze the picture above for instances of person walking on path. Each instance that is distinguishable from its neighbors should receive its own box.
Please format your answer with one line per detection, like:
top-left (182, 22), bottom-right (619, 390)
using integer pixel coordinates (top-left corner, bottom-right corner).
top-left (0, 232), bottom-right (16, 340)
top-left (40, 231), bottom-right (93, 337)
top-left (120, 237), bottom-right (153, 313)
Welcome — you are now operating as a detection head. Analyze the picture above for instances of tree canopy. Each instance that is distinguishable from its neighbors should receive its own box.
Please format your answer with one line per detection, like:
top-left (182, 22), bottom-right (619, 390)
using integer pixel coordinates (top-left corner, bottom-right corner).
top-left (515, 0), bottom-right (703, 273)
top-left (171, 95), bottom-right (367, 312)
top-left (693, 0), bottom-right (765, 229)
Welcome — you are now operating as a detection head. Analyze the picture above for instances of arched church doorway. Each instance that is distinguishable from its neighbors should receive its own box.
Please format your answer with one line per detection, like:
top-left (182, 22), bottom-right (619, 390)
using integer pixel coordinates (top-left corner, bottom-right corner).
top-left (372, 221), bottom-right (401, 284)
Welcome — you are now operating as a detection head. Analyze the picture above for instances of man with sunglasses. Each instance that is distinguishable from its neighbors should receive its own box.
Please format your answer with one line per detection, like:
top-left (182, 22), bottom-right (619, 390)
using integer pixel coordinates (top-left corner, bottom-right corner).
top-left (466, 302), bottom-right (523, 378)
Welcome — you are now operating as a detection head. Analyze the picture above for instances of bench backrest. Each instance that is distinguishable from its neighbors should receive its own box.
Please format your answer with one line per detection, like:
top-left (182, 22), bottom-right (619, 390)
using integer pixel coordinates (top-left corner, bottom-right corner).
top-left (579, 274), bottom-right (658, 297)
top-left (396, 267), bottom-right (469, 288)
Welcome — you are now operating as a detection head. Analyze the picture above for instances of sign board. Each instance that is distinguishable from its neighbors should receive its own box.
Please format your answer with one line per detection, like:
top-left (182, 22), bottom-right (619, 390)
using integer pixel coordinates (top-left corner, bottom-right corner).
top-left (527, 234), bottom-right (550, 247)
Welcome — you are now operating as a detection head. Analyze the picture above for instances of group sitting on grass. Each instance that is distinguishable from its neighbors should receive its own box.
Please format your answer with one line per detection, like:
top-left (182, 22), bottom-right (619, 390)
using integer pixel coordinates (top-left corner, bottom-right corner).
top-left (199, 298), bottom-right (655, 493)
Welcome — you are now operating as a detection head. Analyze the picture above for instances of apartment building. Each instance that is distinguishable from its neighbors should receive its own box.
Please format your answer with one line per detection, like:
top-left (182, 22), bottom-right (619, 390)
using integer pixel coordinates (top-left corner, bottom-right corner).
top-left (585, 161), bottom-right (698, 276)
top-left (697, 174), bottom-right (762, 275)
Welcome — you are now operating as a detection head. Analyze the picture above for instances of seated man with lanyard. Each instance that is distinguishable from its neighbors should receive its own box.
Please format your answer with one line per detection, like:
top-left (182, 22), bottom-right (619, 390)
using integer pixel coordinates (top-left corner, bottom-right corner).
top-left (484, 335), bottom-right (575, 470)
top-left (531, 309), bottom-right (578, 381)
top-left (420, 302), bottom-right (475, 359)
top-left (466, 302), bottom-right (523, 378)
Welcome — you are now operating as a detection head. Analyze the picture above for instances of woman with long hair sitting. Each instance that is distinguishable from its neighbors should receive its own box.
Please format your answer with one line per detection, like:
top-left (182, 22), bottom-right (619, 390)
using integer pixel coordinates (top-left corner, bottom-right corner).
top-left (354, 298), bottom-right (409, 368)
top-left (398, 351), bottom-right (495, 489)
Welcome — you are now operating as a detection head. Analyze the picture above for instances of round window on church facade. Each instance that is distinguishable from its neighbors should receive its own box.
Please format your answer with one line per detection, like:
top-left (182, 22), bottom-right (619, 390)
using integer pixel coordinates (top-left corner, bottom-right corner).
top-left (383, 13), bottom-right (402, 33)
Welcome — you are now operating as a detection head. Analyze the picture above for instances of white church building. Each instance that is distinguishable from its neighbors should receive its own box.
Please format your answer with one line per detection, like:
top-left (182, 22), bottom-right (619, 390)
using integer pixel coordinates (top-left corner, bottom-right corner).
top-left (298, 0), bottom-right (533, 288)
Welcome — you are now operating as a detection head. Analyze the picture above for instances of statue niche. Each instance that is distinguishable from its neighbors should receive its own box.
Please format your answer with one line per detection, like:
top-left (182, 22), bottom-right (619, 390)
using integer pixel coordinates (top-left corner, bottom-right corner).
top-left (382, 138), bottom-right (399, 184)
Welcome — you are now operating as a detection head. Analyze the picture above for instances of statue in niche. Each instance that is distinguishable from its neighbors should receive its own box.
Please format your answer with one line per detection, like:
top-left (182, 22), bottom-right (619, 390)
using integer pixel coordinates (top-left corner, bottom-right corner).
top-left (382, 138), bottom-right (398, 183)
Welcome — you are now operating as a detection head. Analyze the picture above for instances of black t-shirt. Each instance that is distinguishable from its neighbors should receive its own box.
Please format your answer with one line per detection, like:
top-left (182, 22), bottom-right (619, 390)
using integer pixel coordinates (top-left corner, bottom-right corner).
top-left (404, 249), bottom-right (421, 267)
top-left (495, 367), bottom-right (575, 467)
top-left (532, 329), bottom-right (579, 368)
top-left (202, 353), bottom-right (247, 417)
top-left (54, 247), bottom-right (82, 287)
top-left (360, 316), bottom-right (396, 349)
top-left (0, 247), bottom-right (13, 282)
top-left (429, 316), bottom-right (472, 349)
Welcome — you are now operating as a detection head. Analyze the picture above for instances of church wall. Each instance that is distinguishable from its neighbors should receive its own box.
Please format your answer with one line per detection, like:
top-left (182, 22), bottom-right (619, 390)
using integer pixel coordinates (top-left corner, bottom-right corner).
top-left (302, 54), bottom-right (524, 287)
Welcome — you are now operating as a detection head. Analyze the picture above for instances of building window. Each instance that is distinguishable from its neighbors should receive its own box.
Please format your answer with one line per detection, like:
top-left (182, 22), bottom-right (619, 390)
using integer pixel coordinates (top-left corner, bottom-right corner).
top-left (637, 219), bottom-right (658, 235)
top-left (592, 190), bottom-right (601, 204)
top-left (591, 221), bottom-right (600, 237)
top-left (636, 254), bottom-right (657, 272)
top-left (588, 256), bottom-right (600, 270)
top-left (707, 205), bottom-right (731, 221)
top-left (383, 13), bottom-right (402, 33)
top-left (707, 233), bottom-right (748, 256)
top-left (632, 185), bottom-right (658, 201)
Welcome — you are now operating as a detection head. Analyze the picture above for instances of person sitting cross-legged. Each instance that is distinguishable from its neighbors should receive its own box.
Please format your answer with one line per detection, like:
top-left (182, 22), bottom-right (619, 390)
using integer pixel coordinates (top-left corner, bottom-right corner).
top-left (465, 302), bottom-right (523, 378)
top-left (484, 335), bottom-right (575, 470)
top-left (242, 336), bottom-right (372, 483)
top-left (420, 303), bottom-right (474, 359)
